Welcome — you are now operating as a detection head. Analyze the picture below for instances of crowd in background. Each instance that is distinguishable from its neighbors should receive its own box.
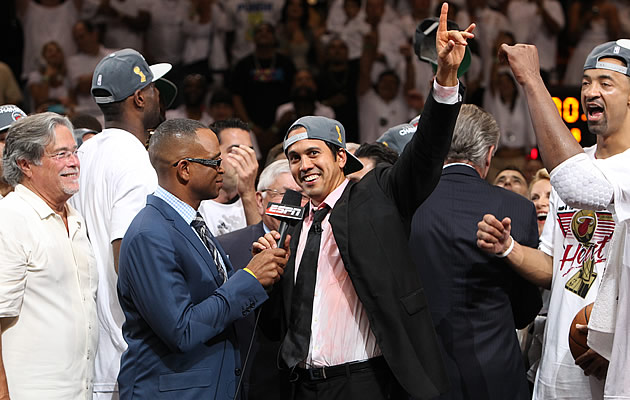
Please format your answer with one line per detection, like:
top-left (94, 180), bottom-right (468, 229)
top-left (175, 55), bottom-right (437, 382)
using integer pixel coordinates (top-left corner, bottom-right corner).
top-left (1, 0), bottom-right (629, 180)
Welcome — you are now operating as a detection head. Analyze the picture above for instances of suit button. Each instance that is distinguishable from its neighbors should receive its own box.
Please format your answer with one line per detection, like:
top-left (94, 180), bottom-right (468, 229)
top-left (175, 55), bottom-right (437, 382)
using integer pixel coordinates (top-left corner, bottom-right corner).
top-left (235, 368), bottom-right (242, 376)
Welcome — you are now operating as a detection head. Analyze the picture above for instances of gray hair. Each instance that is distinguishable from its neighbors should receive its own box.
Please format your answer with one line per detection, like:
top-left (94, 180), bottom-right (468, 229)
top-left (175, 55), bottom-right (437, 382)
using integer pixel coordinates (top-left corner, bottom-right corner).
top-left (447, 104), bottom-right (500, 169)
top-left (257, 159), bottom-right (292, 192)
top-left (3, 112), bottom-right (74, 186)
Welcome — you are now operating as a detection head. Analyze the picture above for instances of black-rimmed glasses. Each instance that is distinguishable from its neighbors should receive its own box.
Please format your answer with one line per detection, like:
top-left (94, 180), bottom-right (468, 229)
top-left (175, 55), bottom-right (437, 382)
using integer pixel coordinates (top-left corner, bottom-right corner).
top-left (172, 157), bottom-right (222, 168)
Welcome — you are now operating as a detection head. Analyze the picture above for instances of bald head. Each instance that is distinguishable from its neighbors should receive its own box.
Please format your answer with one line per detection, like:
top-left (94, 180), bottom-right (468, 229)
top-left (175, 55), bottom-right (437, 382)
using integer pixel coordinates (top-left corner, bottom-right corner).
top-left (149, 118), bottom-right (207, 175)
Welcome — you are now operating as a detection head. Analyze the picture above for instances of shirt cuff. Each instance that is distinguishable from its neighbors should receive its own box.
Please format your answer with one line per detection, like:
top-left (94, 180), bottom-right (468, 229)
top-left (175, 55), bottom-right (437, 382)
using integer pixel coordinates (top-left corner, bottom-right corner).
top-left (432, 80), bottom-right (460, 104)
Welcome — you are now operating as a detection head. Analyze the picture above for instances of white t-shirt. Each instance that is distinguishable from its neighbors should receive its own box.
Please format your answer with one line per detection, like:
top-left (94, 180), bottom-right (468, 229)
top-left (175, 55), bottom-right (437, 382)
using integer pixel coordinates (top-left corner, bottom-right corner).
top-left (507, 0), bottom-right (565, 73)
top-left (69, 128), bottom-right (158, 393)
top-left (198, 197), bottom-right (247, 236)
top-left (101, 0), bottom-right (151, 52)
top-left (275, 101), bottom-right (335, 122)
top-left (145, 0), bottom-right (186, 65)
top-left (584, 147), bottom-right (630, 399)
top-left (359, 89), bottom-right (411, 144)
top-left (67, 46), bottom-right (114, 120)
top-left (20, 0), bottom-right (78, 78)
top-left (534, 146), bottom-right (612, 399)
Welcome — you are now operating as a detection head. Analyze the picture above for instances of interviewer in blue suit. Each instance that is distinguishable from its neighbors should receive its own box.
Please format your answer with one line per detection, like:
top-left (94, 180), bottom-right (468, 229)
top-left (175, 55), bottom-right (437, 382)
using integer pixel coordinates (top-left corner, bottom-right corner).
top-left (117, 118), bottom-right (289, 400)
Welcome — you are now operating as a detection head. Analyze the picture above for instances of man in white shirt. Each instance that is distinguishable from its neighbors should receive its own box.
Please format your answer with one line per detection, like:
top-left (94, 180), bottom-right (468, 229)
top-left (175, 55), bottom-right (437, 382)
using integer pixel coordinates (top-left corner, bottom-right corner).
top-left (0, 112), bottom-right (98, 400)
top-left (477, 40), bottom-right (630, 399)
top-left (70, 48), bottom-right (172, 400)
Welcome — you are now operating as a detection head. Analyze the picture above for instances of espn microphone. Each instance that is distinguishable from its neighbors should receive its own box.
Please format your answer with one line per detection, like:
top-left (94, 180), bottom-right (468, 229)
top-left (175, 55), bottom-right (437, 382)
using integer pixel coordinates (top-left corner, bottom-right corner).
top-left (265, 189), bottom-right (305, 249)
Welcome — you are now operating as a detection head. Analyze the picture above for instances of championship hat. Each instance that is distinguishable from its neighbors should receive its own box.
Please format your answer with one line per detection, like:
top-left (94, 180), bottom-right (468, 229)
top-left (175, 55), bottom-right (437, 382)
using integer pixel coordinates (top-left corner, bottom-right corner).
top-left (91, 48), bottom-right (172, 104)
top-left (0, 105), bottom-right (26, 132)
top-left (283, 116), bottom-right (363, 174)
top-left (584, 39), bottom-right (630, 76)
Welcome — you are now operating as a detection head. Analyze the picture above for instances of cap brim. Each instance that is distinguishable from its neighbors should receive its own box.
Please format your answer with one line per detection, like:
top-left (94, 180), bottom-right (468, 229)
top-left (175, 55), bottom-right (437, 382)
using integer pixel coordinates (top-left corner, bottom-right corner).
top-left (344, 150), bottom-right (363, 174)
top-left (150, 63), bottom-right (172, 82)
top-left (155, 77), bottom-right (178, 109)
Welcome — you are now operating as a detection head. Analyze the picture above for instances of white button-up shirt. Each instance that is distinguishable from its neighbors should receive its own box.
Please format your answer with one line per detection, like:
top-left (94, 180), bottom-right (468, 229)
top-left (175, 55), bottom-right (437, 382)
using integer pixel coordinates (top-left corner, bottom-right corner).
top-left (0, 184), bottom-right (98, 399)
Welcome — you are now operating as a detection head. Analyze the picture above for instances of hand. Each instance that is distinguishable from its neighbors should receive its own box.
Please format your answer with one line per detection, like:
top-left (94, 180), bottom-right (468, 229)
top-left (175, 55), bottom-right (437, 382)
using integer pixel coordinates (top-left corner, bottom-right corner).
top-left (246, 248), bottom-right (289, 288)
top-left (224, 145), bottom-right (258, 198)
top-left (574, 326), bottom-right (609, 381)
top-left (498, 44), bottom-right (543, 87)
top-left (435, 2), bottom-right (475, 86)
top-left (477, 214), bottom-right (512, 254)
top-left (252, 231), bottom-right (291, 253)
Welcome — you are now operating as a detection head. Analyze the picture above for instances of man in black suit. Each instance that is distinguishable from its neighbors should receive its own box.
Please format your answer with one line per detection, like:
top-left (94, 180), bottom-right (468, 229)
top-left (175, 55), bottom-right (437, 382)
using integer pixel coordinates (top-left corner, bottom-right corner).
top-left (409, 104), bottom-right (542, 399)
top-left (254, 5), bottom-right (475, 399)
top-left (217, 159), bottom-right (306, 400)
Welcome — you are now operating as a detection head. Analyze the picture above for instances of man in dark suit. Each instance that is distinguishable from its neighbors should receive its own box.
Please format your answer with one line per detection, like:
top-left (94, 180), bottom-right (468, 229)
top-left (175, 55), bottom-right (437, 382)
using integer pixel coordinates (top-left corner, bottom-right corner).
top-left (254, 5), bottom-right (475, 399)
top-left (409, 104), bottom-right (542, 399)
top-left (217, 159), bottom-right (306, 400)
top-left (116, 118), bottom-right (289, 400)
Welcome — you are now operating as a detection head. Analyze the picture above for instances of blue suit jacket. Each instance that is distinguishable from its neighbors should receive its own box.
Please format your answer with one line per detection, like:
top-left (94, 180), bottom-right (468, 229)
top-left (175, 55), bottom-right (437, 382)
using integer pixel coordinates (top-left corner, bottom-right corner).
top-left (117, 195), bottom-right (268, 400)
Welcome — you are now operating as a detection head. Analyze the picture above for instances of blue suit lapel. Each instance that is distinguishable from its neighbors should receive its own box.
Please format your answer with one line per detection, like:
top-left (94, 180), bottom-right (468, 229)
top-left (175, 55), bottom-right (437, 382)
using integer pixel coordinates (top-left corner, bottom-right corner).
top-left (147, 195), bottom-right (225, 286)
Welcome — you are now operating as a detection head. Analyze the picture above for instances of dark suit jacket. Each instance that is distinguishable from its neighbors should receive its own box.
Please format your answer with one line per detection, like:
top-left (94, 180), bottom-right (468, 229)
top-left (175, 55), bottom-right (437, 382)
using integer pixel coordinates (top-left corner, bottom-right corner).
top-left (265, 90), bottom-right (462, 399)
top-left (117, 195), bottom-right (268, 400)
top-left (217, 222), bottom-right (291, 400)
top-left (409, 165), bottom-right (542, 400)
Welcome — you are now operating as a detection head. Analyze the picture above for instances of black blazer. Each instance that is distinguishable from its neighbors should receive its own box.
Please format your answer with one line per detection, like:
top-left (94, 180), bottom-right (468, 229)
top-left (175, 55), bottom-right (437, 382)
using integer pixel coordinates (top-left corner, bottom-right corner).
top-left (409, 165), bottom-right (542, 400)
top-left (266, 90), bottom-right (462, 399)
top-left (218, 222), bottom-right (291, 400)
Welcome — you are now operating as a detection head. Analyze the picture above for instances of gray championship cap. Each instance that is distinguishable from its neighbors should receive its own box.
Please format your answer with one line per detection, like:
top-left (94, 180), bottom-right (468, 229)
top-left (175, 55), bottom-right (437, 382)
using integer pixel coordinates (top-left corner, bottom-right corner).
top-left (0, 105), bottom-right (26, 132)
top-left (377, 122), bottom-right (417, 155)
top-left (584, 39), bottom-right (630, 76)
top-left (91, 48), bottom-right (172, 104)
top-left (283, 116), bottom-right (363, 174)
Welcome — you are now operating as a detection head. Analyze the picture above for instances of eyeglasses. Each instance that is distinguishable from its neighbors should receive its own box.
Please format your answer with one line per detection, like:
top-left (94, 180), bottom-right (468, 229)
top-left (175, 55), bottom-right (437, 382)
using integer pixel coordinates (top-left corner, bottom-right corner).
top-left (47, 149), bottom-right (79, 161)
top-left (172, 157), bottom-right (222, 168)
top-left (262, 189), bottom-right (308, 201)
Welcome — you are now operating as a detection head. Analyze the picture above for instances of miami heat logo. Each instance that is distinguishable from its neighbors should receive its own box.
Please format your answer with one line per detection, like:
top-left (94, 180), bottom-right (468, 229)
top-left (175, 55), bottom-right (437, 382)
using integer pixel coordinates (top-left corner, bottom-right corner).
top-left (566, 210), bottom-right (598, 298)
top-left (571, 210), bottom-right (597, 244)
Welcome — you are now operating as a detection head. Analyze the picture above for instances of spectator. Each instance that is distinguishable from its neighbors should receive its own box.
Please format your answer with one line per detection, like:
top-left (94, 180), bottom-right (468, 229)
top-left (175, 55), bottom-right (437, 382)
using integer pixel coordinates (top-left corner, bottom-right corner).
top-left (209, 87), bottom-right (236, 122)
top-left (317, 37), bottom-right (360, 142)
top-left (276, 0), bottom-right (323, 70)
top-left (0, 112), bottom-right (98, 399)
top-left (230, 22), bottom-right (296, 157)
top-left (507, 0), bottom-right (565, 84)
top-left (166, 74), bottom-right (213, 126)
top-left (181, 0), bottom-right (213, 80)
top-left (27, 41), bottom-right (73, 113)
top-left (529, 168), bottom-right (551, 236)
top-left (198, 118), bottom-right (260, 235)
top-left (493, 166), bottom-right (529, 197)
top-left (326, 0), bottom-right (370, 60)
top-left (275, 68), bottom-right (335, 134)
top-left (17, 0), bottom-right (79, 78)
top-left (92, 0), bottom-right (151, 53)
top-left (0, 62), bottom-right (23, 107)
top-left (67, 20), bottom-right (114, 125)
top-left (563, 0), bottom-right (621, 85)
top-left (218, 0), bottom-right (285, 65)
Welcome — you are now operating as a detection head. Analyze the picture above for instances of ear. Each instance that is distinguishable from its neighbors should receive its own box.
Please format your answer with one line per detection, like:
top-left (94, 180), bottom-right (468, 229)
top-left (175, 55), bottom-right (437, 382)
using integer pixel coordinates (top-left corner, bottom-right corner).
top-left (481, 145), bottom-right (495, 179)
top-left (17, 159), bottom-right (33, 179)
top-left (337, 148), bottom-right (348, 170)
top-left (255, 191), bottom-right (265, 216)
top-left (174, 160), bottom-right (192, 184)
top-left (133, 88), bottom-right (145, 109)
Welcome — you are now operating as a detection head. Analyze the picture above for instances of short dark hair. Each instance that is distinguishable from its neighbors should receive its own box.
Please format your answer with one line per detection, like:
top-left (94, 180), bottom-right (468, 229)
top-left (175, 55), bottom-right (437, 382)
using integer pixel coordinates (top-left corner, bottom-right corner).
top-left (354, 143), bottom-right (398, 166)
top-left (149, 118), bottom-right (206, 169)
top-left (93, 89), bottom-right (125, 121)
top-left (497, 165), bottom-right (526, 179)
top-left (210, 118), bottom-right (251, 140)
top-left (76, 19), bottom-right (96, 33)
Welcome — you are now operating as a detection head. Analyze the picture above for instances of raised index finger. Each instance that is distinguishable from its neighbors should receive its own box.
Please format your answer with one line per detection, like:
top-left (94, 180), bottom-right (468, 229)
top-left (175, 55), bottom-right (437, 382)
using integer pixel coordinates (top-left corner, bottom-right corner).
top-left (438, 2), bottom-right (448, 35)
